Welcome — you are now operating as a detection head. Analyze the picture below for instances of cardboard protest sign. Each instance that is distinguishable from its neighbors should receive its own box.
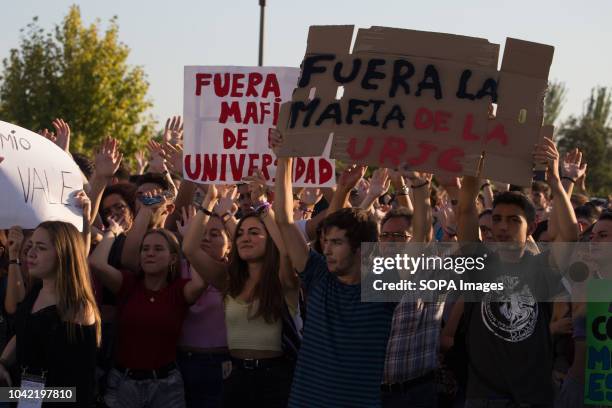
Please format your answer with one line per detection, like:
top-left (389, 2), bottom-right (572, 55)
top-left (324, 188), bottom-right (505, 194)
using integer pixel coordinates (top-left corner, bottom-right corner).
top-left (276, 26), bottom-right (554, 186)
top-left (0, 121), bottom-right (84, 231)
top-left (584, 280), bottom-right (612, 406)
top-left (183, 66), bottom-right (335, 187)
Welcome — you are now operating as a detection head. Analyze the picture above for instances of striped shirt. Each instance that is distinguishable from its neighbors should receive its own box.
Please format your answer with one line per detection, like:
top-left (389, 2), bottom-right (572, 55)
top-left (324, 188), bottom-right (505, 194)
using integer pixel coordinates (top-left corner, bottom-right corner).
top-left (288, 250), bottom-right (395, 408)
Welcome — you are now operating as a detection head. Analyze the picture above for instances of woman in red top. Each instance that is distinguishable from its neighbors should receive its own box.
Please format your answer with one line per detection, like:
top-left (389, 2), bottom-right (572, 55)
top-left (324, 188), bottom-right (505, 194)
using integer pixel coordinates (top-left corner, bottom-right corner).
top-left (90, 225), bottom-right (209, 408)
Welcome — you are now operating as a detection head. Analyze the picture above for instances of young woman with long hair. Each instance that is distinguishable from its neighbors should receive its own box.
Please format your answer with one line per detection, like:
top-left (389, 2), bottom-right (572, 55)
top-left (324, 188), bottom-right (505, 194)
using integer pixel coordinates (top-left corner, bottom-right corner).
top-left (0, 220), bottom-right (101, 407)
top-left (182, 184), bottom-right (298, 408)
top-left (89, 195), bottom-right (210, 408)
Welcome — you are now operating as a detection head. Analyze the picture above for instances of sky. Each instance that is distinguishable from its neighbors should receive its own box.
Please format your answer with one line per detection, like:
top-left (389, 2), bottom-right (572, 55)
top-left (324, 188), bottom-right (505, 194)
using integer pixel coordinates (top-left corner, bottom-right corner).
top-left (1, 0), bottom-right (611, 129)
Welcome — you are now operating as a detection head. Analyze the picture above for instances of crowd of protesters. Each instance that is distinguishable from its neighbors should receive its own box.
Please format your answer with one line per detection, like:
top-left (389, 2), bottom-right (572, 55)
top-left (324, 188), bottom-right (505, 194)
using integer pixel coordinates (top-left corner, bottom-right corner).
top-left (0, 115), bottom-right (610, 408)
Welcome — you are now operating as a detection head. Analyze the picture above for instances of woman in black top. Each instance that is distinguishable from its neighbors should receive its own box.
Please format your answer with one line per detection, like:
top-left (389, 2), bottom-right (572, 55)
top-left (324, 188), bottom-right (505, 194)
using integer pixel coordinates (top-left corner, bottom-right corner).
top-left (0, 221), bottom-right (101, 407)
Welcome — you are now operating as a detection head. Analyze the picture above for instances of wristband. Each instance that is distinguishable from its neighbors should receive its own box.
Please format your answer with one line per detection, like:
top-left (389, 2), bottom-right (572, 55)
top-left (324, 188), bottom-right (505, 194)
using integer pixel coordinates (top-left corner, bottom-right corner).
top-left (561, 176), bottom-right (576, 183)
top-left (9, 259), bottom-right (21, 266)
top-left (198, 206), bottom-right (213, 216)
top-left (481, 183), bottom-right (491, 189)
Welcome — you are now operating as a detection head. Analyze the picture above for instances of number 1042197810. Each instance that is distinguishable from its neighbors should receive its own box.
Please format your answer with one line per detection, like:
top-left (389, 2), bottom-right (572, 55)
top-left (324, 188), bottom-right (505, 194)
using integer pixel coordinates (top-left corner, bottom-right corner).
top-left (8, 388), bottom-right (73, 400)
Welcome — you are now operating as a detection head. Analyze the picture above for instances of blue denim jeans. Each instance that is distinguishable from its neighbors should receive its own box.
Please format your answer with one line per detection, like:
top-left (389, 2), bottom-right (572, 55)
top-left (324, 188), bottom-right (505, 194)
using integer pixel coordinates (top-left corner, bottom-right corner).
top-left (381, 379), bottom-right (438, 408)
top-left (177, 350), bottom-right (229, 408)
top-left (104, 367), bottom-right (186, 408)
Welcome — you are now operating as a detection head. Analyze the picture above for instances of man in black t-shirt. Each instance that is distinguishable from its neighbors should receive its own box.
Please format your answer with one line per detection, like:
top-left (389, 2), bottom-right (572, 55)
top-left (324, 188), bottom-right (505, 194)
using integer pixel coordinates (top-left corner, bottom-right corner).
top-left (456, 137), bottom-right (579, 407)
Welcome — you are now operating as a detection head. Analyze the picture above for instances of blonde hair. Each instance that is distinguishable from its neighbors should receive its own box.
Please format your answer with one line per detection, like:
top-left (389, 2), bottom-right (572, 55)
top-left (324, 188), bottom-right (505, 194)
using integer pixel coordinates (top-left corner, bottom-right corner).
top-left (37, 221), bottom-right (101, 346)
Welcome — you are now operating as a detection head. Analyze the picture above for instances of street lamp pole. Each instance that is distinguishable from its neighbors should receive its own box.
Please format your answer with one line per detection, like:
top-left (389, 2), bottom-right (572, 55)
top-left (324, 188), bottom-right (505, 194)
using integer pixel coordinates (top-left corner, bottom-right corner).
top-left (258, 0), bottom-right (266, 66)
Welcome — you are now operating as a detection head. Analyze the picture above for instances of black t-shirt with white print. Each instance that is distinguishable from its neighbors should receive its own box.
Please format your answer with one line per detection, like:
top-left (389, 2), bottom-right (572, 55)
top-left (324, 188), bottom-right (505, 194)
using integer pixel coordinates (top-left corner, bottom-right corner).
top-left (463, 248), bottom-right (565, 405)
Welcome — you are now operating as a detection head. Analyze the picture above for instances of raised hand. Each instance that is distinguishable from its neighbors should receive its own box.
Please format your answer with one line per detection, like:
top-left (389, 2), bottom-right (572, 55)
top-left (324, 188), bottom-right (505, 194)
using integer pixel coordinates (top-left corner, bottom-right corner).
top-left (268, 128), bottom-right (284, 156)
top-left (215, 185), bottom-right (238, 215)
top-left (135, 150), bottom-right (148, 175)
top-left (242, 169), bottom-right (268, 205)
top-left (300, 188), bottom-right (323, 206)
top-left (162, 142), bottom-right (183, 175)
top-left (7, 226), bottom-right (25, 260)
top-left (176, 205), bottom-right (197, 237)
top-left (400, 166), bottom-right (433, 187)
top-left (74, 190), bottom-right (92, 226)
top-left (534, 137), bottom-right (560, 182)
top-left (435, 199), bottom-right (458, 237)
top-left (106, 216), bottom-right (125, 237)
top-left (39, 128), bottom-right (56, 144)
top-left (147, 140), bottom-right (167, 173)
top-left (338, 164), bottom-right (368, 193)
top-left (51, 118), bottom-right (71, 153)
top-left (561, 148), bottom-right (587, 181)
top-left (367, 168), bottom-right (391, 198)
top-left (163, 116), bottom-right (183, 145)
top-left (95, 137), bottom-right (123, 179)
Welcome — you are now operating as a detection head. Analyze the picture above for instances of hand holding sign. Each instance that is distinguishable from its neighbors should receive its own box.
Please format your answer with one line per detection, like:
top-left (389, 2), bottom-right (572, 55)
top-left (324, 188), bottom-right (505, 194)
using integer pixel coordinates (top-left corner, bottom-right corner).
top-left (533, 137), bottom-right (560, 183)
top-left (0, 120), bottom-right (84, 230)
top-left (74, 190), bottom-right (92, 227)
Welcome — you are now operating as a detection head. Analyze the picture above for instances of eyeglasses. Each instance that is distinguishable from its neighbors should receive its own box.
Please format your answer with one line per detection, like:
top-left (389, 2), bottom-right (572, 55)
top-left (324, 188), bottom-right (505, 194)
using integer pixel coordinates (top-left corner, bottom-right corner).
top-left (380, 232), bottom-right (412, 241)
top-left (101, 203), bottom-right (128, 218)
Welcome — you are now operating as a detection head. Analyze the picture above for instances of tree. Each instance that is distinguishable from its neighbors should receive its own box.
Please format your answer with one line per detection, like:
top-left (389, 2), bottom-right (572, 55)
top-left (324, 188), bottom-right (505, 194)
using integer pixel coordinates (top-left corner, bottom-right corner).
top-left (543, 80), bottom-right (567, 126)
top-left (558, 87), bottom-right (612, 197)
top-left (0, 6), bottom-right (154, 166)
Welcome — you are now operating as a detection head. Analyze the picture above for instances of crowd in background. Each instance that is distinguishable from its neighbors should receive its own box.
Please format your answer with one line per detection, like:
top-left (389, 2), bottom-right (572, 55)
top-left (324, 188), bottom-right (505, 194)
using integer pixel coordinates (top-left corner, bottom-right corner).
top-left (0, 116), bottom-right (610, 408)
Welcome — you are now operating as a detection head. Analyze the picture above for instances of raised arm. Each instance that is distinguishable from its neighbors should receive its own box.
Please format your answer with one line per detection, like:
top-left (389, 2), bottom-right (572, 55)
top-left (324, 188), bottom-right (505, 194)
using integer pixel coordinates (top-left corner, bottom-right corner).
top-left (457, 175), bottom-right (480, 242)
top-left (403, 172), bottom-right (434, 243)
top-left (272, 155), bottom-right (310, 273)
top-left (328, 164), bottom-right (367, 214)
top-left (89, 138), bottom-right (123, 225)
top-left (535, 138), bottom-right (579, 242)
top-left (359, 168), bottom-right (391, 212)
top-left (89, 223), bottom-right (125, 294)
top-left (182, 185), bottom-right (228, 290)
top-left (389, 169), bottom-right (414, 212)
top-left (5, 227), bottom-right (26, 315)
top-left (121, 189), bottom-right (173, 272)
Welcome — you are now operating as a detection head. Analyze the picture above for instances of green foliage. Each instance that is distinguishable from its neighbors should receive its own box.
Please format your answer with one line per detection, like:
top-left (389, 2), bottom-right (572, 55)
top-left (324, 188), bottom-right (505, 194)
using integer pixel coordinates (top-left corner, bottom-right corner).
top-left (0, 6), bottom-right (154, 168)
top-left (558, 87), bottom-right (612, 197)
top-left (543, 80), bottom-right (567, 126)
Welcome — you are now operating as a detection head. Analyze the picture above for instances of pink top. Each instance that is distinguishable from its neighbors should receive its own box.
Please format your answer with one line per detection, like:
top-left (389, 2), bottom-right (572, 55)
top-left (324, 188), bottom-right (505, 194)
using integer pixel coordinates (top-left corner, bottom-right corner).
top-left (179, 264), bottom-right (228, 349)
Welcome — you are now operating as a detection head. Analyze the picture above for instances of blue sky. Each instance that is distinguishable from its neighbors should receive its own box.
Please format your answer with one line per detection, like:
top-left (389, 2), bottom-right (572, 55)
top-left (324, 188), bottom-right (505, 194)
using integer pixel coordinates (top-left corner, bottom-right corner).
top-left (2, 0), bottom-right (610, 129)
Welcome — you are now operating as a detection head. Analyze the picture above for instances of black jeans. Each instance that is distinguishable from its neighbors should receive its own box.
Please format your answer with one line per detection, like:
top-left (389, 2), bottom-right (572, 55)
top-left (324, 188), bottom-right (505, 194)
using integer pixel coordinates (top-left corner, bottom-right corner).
top-left (177, 350), bottom-right (230, 408)
top-left (222, 359), bottom-right (294, 408)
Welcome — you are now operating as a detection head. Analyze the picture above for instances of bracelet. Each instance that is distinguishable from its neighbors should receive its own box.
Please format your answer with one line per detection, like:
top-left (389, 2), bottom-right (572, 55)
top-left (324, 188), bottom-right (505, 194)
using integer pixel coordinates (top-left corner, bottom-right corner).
top-left (481, 183), bottom-right (491, 189)
top-left (412, 180), bottom-right (430, 189)
top-left (198, 206), bottom-right (213, 216)
top-left (561, 176), bottom-right (576, 183)
top-left (8, 259), bottom-right (21, 266)
top-left (254, 202), bottom-right (271, 214)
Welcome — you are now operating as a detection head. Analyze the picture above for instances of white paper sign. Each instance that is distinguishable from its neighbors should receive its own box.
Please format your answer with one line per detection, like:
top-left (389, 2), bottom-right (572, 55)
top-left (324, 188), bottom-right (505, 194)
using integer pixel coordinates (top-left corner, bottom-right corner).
top-left (0, 121), bottom-right (83, 231)
top-left (183, 66), bottom-right (335, 187)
